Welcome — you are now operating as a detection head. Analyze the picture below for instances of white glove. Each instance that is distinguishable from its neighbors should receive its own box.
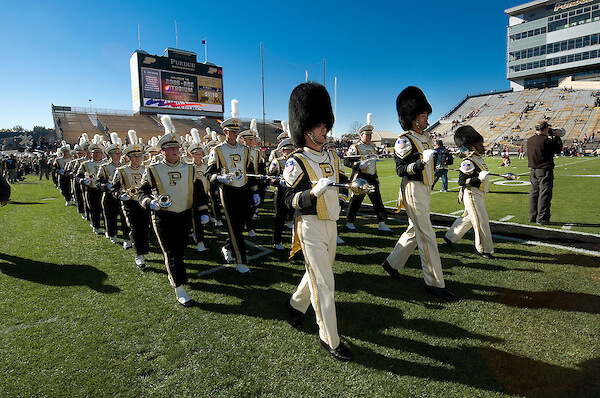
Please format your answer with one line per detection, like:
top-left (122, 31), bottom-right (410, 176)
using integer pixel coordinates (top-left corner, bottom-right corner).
top-left (478, 170), bottom-right (490, 181)
top-left (200, 215), bottom-right (210, 224)
top-left (149, 199), bottom-right (160, 211)
top-left (58, 169), bottom-right (65, 175)
top-left (83, 178), bottom-right (90, 186)
top-left (311, 177), bottom-right (334, 197)
top-left (216, 174), bottom-right (233, 185)
top-left (252, 193), bottom-right (260, 206)
top-left (422, 149), bottom-right (436, 164)
top-left (119, 193), bottom-right (130, 201)
top-left (358, 160), bottom-right (369, 170)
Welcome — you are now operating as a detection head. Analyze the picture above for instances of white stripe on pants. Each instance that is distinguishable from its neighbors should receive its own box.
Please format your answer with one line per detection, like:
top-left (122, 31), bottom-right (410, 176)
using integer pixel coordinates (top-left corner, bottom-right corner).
top-left (290, 215), bottom-right (340, 349)
top-left (445, 188), bottom-right (493, 254)
top-left (386, 180), bottom-right (445, 288)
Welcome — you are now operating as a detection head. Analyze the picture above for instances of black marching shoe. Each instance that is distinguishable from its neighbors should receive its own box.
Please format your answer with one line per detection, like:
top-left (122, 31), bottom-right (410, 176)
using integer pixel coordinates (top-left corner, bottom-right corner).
top-left (425, 285), bottom-right (458, 301)
top-left (478, 252), bottom-right (494, 259)
top-left (285, 298), bottom-right (303, 330)
top-left (381, 259), bottom-right (404, 281)
top-left (443, 237), bottom-right (458, 250)
top-left (320, 340), bottom-right (353, 362)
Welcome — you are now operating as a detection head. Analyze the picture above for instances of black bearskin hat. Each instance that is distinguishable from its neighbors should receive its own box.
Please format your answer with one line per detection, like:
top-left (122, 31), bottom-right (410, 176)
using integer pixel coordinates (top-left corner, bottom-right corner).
top-left (288, 82), bottom-right (334, 148)
top-left (454, 125), bottom-right (483, 149)
top-left (396, 86), bottom-right (432, 131)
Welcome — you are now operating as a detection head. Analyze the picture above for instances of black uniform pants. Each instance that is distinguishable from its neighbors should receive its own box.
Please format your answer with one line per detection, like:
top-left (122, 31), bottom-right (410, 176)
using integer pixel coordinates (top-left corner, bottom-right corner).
top-left (102, 193), bottom-right (130, 238)
top-left (273, 185), bottom-right (293, 244)
top-left (219, 185), bottom-right (249, 264)
top-left (529, 168), bottom-right (554, 223)
top-left (152, 209), bottom-right (191, 287)
top-left (122, 200), bottom-right (150, 256)
top-left (59, 174), bottom-right (72, 202)
top-left (73, 180), bottom-right (85, 214)
top-left (191, 207), bottom-right (205, 243)
top-left (85, 187), bottom-right (103, 228)
top-left (346, 173), bottom-right (386, 223)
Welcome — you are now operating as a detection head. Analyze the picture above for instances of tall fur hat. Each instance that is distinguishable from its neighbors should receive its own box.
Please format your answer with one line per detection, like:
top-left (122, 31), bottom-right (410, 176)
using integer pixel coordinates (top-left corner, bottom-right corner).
top-left (396, 86), bottom-right (432, 131)
top-left (288, 82), bottom-right (334, 148)
top-left (454, 125), bottom-right (483, 149)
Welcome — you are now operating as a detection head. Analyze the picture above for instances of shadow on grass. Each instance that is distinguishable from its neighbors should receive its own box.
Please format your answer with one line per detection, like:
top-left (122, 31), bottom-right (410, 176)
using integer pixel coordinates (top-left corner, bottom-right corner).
top-left (8, 201), bottom-right (48, 205)
top-left (0, 253), bottom-right (120, 293)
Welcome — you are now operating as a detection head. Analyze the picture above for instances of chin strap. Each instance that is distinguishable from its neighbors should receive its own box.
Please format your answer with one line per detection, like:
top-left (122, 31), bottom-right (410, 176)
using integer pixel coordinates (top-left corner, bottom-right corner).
top-left (307, 131), bottom-right (326, 146)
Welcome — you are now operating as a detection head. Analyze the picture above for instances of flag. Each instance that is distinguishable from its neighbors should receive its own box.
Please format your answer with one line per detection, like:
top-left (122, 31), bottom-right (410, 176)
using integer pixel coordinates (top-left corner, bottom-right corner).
top-left (201, 39), bottom-right (206, 45)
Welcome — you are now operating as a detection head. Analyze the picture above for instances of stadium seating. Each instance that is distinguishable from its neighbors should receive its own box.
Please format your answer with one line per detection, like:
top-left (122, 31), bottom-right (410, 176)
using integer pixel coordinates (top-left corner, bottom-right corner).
top-left (52, 106), bottom-right (285, 147)
top-left (431, 88), bottom-right (600, 153)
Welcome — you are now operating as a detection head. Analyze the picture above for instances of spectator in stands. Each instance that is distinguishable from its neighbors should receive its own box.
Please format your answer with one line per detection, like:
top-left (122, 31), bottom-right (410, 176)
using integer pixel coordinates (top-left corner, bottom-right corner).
top-left (527, 121), bottom-right (562, 226)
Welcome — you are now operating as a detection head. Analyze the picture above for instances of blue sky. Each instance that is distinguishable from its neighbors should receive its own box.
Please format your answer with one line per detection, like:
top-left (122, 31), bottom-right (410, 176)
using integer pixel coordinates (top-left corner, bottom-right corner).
top-left (0, 0), bottom-right (522, 137)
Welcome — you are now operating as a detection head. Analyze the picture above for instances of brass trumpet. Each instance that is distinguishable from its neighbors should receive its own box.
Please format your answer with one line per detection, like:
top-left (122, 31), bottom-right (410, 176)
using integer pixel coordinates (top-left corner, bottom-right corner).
top-left (156, 194), bottom-right (172, 208)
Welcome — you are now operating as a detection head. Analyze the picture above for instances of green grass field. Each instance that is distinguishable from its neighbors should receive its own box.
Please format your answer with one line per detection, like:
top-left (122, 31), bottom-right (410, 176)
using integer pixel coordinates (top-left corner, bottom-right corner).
top-left (0, 164), bottom-right (599, 398)
top-left (373, 155), bottom-right (600, 235)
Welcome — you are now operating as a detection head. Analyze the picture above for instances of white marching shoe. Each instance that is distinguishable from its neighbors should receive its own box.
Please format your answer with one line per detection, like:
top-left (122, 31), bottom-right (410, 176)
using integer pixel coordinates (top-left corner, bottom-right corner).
top-left (285, 221), bottom-right (293, 229)
top-left (197, 241), bottom-right (207, 252)
top-left (174, 285), bottom-right (192, 307)
top-left (247, 229), bottom-right (257, 238)
top-left (134, 254), bottom-right (145, 268)
top-left (214, 219), bottom-right (223, 227)
top-left (221, 246), bottom-right (234, 263)
top-left (123, 240), bottom-right (132, 249)
top-left (109, 236), bottom-right (119, 244)
top-left (273, 242), bottom-right (285, 250)
top-left (235, 263), bottom-right (252, 276)
top-left (336, 236), bottom-right (345, 245)
top-left (93, 228), bottom-right (103, 235)
top-left (378, 222), bottom-right (392, 232)
top-left (345, 222), bottom-right (356, 231)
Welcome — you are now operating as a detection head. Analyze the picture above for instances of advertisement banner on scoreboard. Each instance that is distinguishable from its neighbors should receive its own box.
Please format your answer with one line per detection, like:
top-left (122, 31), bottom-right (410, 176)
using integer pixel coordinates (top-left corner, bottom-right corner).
top-left (132, 50), bottom-right (224, 115)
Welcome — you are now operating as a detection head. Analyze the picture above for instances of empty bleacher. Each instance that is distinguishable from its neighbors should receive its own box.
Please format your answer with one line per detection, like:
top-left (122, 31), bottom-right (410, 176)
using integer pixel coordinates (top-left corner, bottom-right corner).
top-left (52, 106), bottom-right (285, 147)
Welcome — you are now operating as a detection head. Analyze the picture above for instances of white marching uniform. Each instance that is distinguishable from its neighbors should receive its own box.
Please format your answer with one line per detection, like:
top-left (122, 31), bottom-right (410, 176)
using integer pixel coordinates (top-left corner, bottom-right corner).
top-left (386, 130), bottom-right (446, 288)
top-left (283, 147), bottom-right (347, 349)
top-left (445, 154), bottom-right (494, 254)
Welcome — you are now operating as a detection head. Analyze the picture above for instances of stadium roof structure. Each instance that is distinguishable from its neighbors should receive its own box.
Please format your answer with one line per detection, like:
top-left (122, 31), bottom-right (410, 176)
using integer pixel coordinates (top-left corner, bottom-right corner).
top-left (505, 0), bottom-right (548, 15)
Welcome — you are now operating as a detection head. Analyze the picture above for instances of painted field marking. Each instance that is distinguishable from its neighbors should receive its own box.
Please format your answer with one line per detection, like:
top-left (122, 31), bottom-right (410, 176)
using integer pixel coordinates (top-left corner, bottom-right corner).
top-left (499, 215), bottom-right (515, 222)
top-left (196, 240), bottom-right (273, 277)
top-left (450, 210), bottom-right (464, 215)
top-left (562, 223), bottom-right (574, 230)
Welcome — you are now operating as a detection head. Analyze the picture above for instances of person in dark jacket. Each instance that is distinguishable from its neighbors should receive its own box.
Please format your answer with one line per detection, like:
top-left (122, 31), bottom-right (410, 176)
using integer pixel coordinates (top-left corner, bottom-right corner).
top-left (527, 121), bottom-right (563, 225)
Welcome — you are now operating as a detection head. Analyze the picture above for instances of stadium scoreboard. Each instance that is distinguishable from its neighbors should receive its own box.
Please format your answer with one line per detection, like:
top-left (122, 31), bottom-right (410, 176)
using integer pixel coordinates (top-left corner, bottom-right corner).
top-left (130, 48), bottom-right (223, 116)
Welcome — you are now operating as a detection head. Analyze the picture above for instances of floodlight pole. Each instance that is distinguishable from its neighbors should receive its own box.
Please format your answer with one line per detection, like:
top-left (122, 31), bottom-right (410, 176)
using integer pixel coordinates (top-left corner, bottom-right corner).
top-left (261, 43), bottom-right (266, 144)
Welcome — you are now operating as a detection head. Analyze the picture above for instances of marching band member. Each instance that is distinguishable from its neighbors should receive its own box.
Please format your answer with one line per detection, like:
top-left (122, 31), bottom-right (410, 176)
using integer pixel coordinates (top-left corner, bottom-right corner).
top-left (344, 113), bottom-right (391, 233)
top-left (188, 128), bottom-right (211, 253)
top-left (267, 138), bottom-right (295, 250)
top-left (55, 142), bottom-right (73, 206)
top-left (67, 143), bottom-right (87, 218)
top-left (444, 126), bottom-right (494, 259)
top-left (206, 100), bottom-right (260, 276)
top-left (283, 82), bottom-right (352, 362)
top-left (98, 133), bottom-right (130, 245)
top-left (138, 116), bottom-right (209, 307)
top-left (238, 119), bottom-right (266, 238)
top-left (381, 86), bottom-right (457, 301)
top-left (77, 135), bottom-right (106, 235)
top-left (111, 130), bottom-right (151, 268)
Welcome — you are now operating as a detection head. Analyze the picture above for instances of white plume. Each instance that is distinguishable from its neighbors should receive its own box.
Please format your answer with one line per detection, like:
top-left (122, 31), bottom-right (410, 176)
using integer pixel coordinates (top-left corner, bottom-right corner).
top-left (150, 137), bottom-right (158, 147)
top-left (138, 137), bottom-right (143, 144)
top-left (93, 134), bottom-right (102, 144)
top-left (128, 130), bottom-right (138, 146)
top-left (211, 131), bottom-right (217, 141)
top-left (231, 99), bottom-right (239, 118)
top-left (110, 132), bottom-right (120, 145)
top-left (81, 133), bottom-right (89, 143)
top-left (161, 115), bottom-right (175, 134)
top-left (367, 113), bottom-right (372, 125)
top-left (61, 140), bottom-right (67, 147)
top-left (191, 128), bottom-right (201, 143)
top-left (250, 119), bottom-right (257, 132)
top-left (281, 120), bottom-right (287, 132)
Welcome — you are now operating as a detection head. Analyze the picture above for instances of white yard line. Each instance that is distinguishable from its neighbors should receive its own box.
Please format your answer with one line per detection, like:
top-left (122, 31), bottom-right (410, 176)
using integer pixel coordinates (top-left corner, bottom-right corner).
top-left (499, 215), bottom-right (515, 222)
